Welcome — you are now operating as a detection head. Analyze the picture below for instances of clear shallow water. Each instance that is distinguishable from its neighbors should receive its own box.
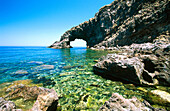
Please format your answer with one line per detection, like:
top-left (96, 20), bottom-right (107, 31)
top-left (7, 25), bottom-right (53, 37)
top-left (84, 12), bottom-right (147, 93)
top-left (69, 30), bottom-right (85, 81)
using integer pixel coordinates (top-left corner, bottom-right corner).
top-left (0, 46), bottom-right (168, 110)
top-left (0, 46), bottom-right (95, 84)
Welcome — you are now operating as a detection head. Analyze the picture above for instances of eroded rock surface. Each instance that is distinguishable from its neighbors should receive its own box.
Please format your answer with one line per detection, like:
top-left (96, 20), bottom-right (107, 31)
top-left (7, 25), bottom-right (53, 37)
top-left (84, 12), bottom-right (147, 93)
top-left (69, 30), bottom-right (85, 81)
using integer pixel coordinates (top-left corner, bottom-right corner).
top-left (30, 89), bottom-right (58, 111)
top-left (49, 0), bottom-right (169, 49)
top-left (99, 93), bottom-right (166, 111)
top-left (94, 42), bottom-right (170, 86)
top-left (94, 54), bottom-right (144, 84)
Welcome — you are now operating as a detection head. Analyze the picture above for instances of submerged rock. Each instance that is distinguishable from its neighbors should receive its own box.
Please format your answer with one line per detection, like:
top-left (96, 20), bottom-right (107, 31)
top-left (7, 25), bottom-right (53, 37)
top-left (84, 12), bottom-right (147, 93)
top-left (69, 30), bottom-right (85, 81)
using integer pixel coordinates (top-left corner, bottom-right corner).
top-left (28, 61), bottom-right (43, 64)
top-left (62, 65), bottom-right (83, 69)
top-left (34, 65), bottom-right (55, 70)
top-left (5, 84), bottom-right (25, 93)
top-left (40, 65), bottom-right (55, 70)
top-left (99, 93), bottom-right (166, 111)
top-left (5, 85), bottom-right (57, 102)
top-left (0, 68), bottom-right (8, 73)
top-left (15, 70), bottom-right (28, 74)
top-left (3, 80), bottom-right (43, 92)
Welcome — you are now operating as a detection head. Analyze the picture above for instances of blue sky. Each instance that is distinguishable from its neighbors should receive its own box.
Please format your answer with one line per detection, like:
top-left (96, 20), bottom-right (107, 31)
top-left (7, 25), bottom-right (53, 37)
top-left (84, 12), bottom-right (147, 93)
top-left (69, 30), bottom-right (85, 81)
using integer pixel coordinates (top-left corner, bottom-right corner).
top-left (0, 0), bottom-right (114, 46)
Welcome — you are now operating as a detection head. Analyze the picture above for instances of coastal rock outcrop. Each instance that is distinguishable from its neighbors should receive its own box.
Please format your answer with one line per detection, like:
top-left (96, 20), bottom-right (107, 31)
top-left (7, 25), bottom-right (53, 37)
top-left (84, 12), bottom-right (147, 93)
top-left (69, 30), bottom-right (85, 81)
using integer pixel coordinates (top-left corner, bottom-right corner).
top-left (93, 42), bottom-right (170, 86)
top-left (94, 54), bottom-right (145, 85)
top-left (49, 0), bottom-right (169, 48)
top-left (4, 84), bottom-right (58, 111)
top-left (49, 0), bottom-right (170, 87)
top-left (49, 0), bottom-right (170, 86)
top-left (99, 93), bottom-right (166, 111)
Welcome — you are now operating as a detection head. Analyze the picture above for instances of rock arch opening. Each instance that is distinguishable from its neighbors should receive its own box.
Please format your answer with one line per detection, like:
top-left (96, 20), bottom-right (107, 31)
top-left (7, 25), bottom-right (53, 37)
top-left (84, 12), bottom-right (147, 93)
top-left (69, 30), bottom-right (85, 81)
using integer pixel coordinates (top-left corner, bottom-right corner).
top-left (70, 39), bottom-right (87, 48)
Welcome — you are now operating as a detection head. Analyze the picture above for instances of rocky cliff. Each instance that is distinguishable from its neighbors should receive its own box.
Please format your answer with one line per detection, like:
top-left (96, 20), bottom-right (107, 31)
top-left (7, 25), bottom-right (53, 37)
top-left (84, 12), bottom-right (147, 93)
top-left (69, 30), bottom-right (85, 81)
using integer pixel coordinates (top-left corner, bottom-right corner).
top-left (49, 0), bottom-right (169, 49)
top-left (91, 0), bottom-right (170, 87)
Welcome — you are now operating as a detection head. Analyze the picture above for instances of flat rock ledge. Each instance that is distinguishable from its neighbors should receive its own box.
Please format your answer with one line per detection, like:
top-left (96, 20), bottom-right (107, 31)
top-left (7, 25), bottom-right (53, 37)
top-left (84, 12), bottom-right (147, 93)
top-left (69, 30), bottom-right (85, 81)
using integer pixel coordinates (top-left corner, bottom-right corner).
top-left (93, 42), bottom-right (170, 86)
top-left (99, 93), bottom-right (166, 111)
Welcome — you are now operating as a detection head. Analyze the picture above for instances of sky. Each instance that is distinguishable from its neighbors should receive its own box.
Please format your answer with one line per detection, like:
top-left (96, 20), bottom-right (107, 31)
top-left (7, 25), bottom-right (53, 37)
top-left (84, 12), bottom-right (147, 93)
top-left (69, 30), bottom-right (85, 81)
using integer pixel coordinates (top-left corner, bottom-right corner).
top-left (0, 0), bottom-right (114, 46)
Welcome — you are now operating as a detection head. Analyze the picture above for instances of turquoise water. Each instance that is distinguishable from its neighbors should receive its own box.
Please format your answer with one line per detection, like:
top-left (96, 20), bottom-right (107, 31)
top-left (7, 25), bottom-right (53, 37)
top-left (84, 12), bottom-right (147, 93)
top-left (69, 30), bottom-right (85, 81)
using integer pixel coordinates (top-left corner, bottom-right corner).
top-left (0, 46), bottom-right (95, 84)
top-left (0, 46), bottom-right (168, 110)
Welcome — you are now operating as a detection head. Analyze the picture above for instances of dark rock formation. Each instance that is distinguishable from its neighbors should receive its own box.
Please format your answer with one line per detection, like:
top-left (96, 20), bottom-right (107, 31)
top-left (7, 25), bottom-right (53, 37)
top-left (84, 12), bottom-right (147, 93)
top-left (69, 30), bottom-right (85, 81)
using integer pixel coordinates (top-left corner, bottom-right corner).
top-left (94, 53), bottom-right (145, 85)
top-left (0, 97), bottom-right (22, 111)
top-left (99, 93), bottom-right (166, 111)
top-left (49, 0), bottom-right (169, 49)
top-left (93, 42), bottom-right (170, 86)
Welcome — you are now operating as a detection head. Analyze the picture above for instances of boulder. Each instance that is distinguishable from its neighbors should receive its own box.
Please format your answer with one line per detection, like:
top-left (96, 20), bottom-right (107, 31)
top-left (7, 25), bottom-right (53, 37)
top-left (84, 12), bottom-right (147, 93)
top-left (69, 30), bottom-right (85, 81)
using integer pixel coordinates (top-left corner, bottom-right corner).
top-left (30, 89), bottom-right (58, 111)
top-left (99, 93), bottom-right (166, 111)
top-left (39, 65), bottom-right (55, 70)
top-left (94, 54), bottom-right (145, 85)
top-left (4, 85), bottom-right (58, 111)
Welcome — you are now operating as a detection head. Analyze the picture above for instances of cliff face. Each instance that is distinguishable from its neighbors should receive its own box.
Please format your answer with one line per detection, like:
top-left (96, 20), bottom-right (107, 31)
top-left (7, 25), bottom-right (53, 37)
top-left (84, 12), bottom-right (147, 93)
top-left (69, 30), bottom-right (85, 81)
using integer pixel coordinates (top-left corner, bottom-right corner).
top-left (49, 0), bottom-right (169, 49)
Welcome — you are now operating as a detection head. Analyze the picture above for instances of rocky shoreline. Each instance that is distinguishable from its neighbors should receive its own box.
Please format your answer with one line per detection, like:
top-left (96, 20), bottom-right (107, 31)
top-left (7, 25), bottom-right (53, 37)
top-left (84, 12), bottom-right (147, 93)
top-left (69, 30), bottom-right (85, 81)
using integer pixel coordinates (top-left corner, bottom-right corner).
top-left (93, 40), bottom-right (170, 86)
top-left (48, 0), bottom-right (170, 109)
top-left (0, 80), bottom-right (169, 110)
top-left (1, 0), bottom-right (170, 110)
top-left (93, 41), bottom-right (170, 110)
top-left (49, 0), bottom-right (170, 87)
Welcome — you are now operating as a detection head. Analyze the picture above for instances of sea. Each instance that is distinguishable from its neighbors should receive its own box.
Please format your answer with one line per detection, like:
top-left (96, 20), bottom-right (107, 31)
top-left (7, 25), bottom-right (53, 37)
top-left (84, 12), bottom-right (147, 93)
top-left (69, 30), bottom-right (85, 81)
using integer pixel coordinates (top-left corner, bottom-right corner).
top-left (0, 46), bottom-right (98, 84)
top-left (0, 46), bottom-right (167, 110)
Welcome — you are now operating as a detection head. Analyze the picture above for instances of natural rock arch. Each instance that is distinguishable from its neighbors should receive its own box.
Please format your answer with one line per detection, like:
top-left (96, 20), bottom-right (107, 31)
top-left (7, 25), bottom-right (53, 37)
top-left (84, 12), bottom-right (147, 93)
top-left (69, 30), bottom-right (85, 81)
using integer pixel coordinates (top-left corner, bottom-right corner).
top-left (48, 18), bottom-right (106, 49)
top-left (49, 0), bottom-right (169, 49)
